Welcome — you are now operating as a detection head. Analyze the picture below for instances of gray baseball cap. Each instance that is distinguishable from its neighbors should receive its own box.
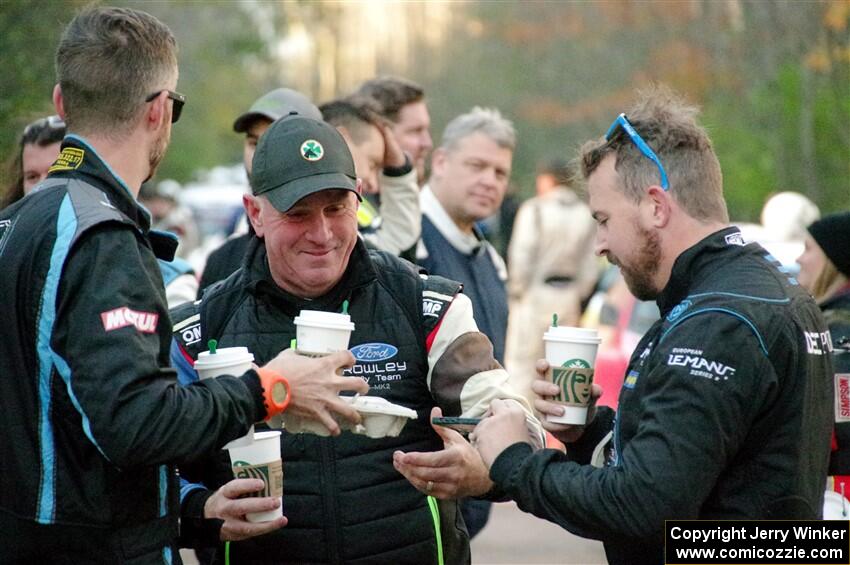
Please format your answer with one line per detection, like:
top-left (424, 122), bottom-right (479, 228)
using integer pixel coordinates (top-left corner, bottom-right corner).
top-left (233, 88), bottom-right (322, 133)
top-left (251, 115), bottom-right (360, 213)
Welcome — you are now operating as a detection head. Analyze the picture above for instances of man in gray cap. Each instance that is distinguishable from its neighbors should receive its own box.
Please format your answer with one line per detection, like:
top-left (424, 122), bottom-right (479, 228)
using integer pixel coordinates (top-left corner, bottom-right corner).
top-left (171, 115), bottom-right (543, 562)
top-left (198, 88), bottom-right (322, 293)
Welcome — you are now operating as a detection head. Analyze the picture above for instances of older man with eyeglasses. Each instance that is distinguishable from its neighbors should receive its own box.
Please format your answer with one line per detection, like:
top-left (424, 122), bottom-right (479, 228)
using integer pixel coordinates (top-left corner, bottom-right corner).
top-left (472, 86), bottom-right (833, 565)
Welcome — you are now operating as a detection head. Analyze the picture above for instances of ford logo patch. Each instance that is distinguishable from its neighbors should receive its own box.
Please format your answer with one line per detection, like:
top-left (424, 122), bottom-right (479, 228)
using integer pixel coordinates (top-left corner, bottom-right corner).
top-left (350, 343), bottom-right (398, 362)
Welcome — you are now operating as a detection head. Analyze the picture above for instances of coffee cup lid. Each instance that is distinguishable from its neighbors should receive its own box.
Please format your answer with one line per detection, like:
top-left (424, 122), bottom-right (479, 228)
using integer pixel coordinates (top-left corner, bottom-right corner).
top-left (543, 326), bottom-right (601, 344)
top-left (294, 309), bottom-right (355, 332)
top-left (195, 346), bottom-right (254, 369)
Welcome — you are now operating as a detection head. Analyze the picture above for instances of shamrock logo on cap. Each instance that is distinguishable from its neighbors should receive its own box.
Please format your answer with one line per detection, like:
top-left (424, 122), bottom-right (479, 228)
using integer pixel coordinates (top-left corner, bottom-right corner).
top-left (300, 139), bottom-right (324, 161)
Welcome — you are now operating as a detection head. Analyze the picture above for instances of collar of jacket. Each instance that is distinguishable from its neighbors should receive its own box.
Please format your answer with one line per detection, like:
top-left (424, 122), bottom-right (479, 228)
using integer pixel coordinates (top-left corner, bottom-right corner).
top-left (50, 135), bottom-right (153, 233)
top-left (656, 226), bottom-right (743, 316)
top-left (420, 184), bottom-right (485, 255)
top-left (821, 283), bottom-right (850, 312)
top-left (240, 235), bottom-right (378, 317)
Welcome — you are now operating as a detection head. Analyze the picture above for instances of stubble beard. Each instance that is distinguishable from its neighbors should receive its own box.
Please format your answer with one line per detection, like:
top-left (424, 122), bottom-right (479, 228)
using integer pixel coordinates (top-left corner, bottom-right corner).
top-left (145, 127), bottom-right (170, 183)
top-left (610, 225), bottom-right (662, 301)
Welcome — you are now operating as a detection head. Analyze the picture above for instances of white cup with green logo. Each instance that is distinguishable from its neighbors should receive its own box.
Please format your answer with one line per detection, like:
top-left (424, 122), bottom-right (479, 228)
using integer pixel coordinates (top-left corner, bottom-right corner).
top-left (194, 346), bottom-right (255, 448)
top-left (543, 326), bottom-right (601, 425)
top-left (227, 430), bottom-right (283, 523)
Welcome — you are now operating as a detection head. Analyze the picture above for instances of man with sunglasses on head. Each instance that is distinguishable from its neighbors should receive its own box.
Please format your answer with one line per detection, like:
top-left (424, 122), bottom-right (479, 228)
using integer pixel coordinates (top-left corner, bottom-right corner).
top-left (0, 7), bottom-right (366, 562)
top-left (472, 86), bottom-right (833, 565)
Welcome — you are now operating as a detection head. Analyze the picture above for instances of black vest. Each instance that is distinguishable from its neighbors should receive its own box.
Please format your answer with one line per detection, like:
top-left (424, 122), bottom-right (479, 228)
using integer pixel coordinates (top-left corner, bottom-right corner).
top-left (174, 239), bottom-right (471, 564)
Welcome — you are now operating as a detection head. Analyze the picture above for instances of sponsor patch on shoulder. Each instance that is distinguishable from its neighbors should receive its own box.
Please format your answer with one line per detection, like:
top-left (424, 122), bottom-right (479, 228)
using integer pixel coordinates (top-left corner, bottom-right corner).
top-left (423, 298), bottom-right (443, 318)
top-left (724, 232), bottom-right (744, 246)
top-left (101, 306), bottom-right (159, 333)
top-left (179, 322), bottom-right (202, 345)
top-left (48, 147), bottom-right (85, 173)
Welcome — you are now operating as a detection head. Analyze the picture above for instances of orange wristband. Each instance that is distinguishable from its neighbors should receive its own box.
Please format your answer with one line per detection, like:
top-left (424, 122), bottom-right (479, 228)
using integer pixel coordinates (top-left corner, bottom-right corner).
top-left (256, 367), bottom-right (291, 419)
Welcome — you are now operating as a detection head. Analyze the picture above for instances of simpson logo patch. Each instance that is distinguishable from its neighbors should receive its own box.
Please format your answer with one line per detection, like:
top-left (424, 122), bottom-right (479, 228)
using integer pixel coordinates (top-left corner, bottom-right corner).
top-left (48, 147), bottom-right (85, 173)
top-left (101, 306), bottom-right (159, 333)
top-left (836, 374), bottom-right (850, 423)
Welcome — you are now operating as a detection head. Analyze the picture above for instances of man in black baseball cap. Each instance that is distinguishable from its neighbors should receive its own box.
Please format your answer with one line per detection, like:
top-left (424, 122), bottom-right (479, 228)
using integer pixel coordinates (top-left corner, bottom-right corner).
top-left (246, 115), bottom-right (363, 295)
top-left (173, 114), bottom-right (544, 563)
top-left (250, 115), bottom-right (360, 213)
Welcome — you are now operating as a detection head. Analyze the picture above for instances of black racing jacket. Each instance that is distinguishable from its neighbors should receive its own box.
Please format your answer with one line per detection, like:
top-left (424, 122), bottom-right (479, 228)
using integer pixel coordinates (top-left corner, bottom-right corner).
top-left (172, 238), bottom-right (472, 564)
top-left (490, 227), bottom-right (833, 565)
top-left (0, 136), bottom-right (266, 563)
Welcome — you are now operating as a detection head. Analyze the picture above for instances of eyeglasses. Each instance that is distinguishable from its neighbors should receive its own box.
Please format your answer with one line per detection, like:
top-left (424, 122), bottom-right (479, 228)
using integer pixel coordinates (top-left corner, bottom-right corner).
top-left (605, 113), bottom-right (669, 191)
top-left (145, 90), bottom-right (186, 123)
top-left (23, 115), bottom-right (66, 137)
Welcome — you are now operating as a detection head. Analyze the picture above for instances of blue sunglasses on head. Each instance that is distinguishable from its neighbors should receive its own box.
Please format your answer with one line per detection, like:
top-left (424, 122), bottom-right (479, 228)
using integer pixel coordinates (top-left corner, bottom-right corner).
top-left (605, 113), bottom-right (669, 191)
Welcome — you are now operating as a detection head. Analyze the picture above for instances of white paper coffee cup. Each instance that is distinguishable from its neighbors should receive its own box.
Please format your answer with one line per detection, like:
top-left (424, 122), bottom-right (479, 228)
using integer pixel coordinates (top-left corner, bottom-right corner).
top-left (228, 431), bottom-right (283, 523)
top-left (194, 347), bottom-right (255, 448)
top-left (293, 310), bottom-right (355, 355)
top-left (543, 326), bottom-right (601, 425)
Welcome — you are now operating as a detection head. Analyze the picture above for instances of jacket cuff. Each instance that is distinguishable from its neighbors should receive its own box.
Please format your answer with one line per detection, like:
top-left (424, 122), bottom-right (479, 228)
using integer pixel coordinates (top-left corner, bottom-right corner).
top-left (382, 154), bottom-right (413, 177)
top-left (563, 406), bottom-right (616, 465)
top-left (239, 368), bottom-right (268, 421)
top-left (179, 488), bottom-right (222, 548)
top-left (489, 441), bottom-right (534, 488)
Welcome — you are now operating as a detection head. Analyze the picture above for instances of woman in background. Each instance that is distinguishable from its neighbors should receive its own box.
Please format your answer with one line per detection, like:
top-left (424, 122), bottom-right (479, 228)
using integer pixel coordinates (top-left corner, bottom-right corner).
top-left (797, 211), bottom-right (850, 498)
top-left (1, 115), bottom-right (66, 208)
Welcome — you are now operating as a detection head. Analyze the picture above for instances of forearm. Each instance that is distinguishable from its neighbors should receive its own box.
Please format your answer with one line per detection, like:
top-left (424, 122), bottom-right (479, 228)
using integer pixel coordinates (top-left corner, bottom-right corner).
top-left (366, 169), bottom-right (421, 254)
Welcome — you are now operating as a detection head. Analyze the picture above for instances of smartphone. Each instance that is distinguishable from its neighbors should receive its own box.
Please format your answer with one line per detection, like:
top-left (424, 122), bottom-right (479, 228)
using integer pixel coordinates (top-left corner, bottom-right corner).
top-left (431, 416), bottom-right (481, 436)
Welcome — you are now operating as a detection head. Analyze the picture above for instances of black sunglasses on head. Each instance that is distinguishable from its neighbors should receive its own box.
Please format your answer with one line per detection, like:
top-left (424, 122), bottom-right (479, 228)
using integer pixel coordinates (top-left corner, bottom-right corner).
top-left (145, 90), bottom-right (186, 123)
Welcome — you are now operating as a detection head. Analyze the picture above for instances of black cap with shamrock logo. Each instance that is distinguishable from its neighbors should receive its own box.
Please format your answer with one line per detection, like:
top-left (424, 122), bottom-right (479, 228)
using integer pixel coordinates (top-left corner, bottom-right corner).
top-left (250, 115), bottom-right (360, 212)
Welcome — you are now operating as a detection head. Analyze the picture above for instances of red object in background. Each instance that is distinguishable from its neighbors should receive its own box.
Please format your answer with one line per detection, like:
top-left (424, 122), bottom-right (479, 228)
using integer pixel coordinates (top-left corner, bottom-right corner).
top-left (593, 294), bottom-right (635, 410)
top-left (595, 349), bottom-right (630, 410)
top-left (587, 279), bottom-right (659, 410)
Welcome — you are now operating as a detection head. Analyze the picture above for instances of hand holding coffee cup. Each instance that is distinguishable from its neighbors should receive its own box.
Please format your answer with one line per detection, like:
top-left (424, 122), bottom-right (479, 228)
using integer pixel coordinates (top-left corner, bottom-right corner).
top-left (541, 318), bottom-right (601, 427)
top-left (532, 361), bottom-right (604, 443)
top-left (204, 478), bottom-right (287, 540)
top-left (275, 305), bottom-right (368, 436)
top-left (227, 431), bottom-right (285, 523)
top-left (266, 349), bottom-right (366, 436)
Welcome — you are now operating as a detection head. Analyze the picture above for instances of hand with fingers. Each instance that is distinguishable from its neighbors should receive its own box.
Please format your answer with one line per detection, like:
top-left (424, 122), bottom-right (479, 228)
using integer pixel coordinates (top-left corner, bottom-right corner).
top-left (531, 358), bottom-right (603, 444)
top-left (392, 407), bottom-right (492, 499)
top-left (204, 479), bottom-right (287, 542)
top-left (263, 348), bottom-right (368, 436)
top-left (377, 120), bottom-right (408, 170)
top-left (470, 398), bottom-right (532, 470)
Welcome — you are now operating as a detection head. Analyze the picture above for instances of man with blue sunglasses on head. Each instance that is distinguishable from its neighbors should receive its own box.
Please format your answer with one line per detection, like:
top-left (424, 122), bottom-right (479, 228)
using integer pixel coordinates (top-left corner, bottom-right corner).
top-left (472, 85), bottom-right (833, 565)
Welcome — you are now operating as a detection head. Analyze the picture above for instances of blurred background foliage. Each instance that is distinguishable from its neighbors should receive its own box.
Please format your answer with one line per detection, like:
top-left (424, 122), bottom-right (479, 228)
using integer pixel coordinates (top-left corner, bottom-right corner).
top-left (1, 0), bottom-right (847, 218)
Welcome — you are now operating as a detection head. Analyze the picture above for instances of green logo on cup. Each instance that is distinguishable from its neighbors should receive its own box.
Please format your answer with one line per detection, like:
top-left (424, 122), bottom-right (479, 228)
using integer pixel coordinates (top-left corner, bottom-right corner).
top-left (562, 358), bottom-right (591, 369)
top-left (231, 460), bottom-right (284, 498)
top-left (552, 359), bottom-right (594, 405)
